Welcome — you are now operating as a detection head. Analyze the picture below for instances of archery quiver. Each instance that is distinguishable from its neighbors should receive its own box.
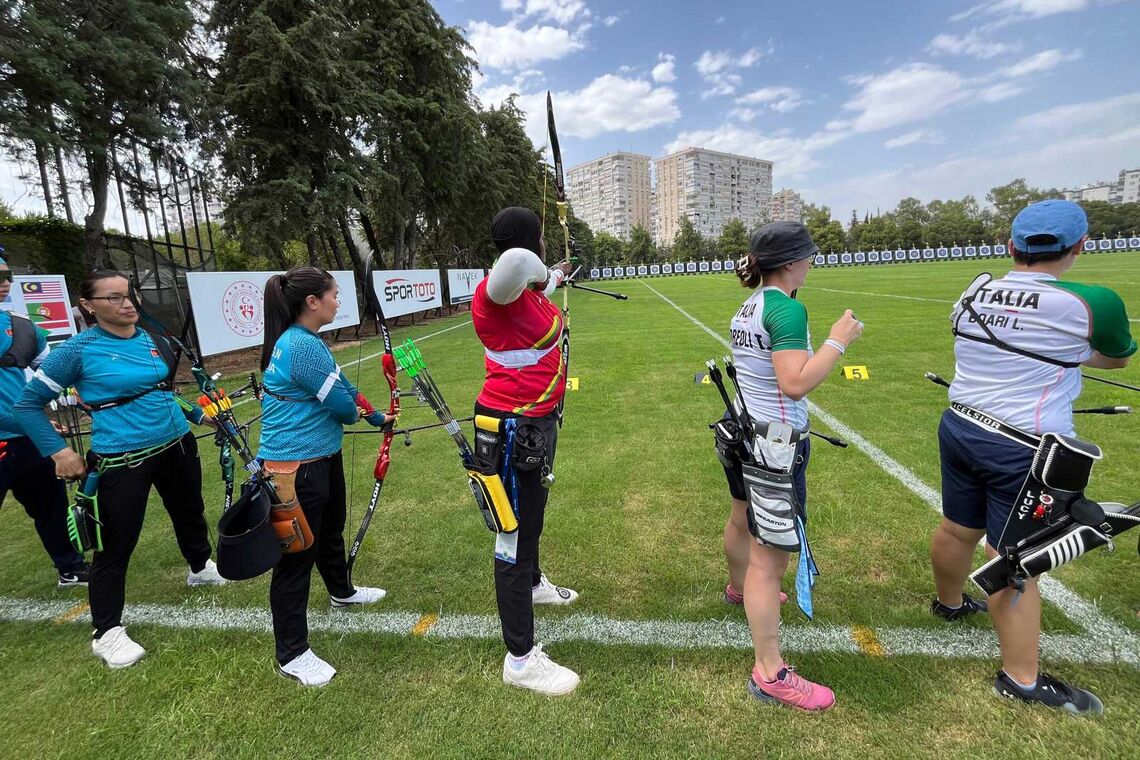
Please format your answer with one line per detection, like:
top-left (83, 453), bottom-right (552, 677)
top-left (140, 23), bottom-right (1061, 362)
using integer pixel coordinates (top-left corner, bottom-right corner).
top-left (470, 415), bottom-right (519, 534)
top-left (971, 433), bottom-right (1140, 594)
top-left (261, 460), bottom-right (315, 553)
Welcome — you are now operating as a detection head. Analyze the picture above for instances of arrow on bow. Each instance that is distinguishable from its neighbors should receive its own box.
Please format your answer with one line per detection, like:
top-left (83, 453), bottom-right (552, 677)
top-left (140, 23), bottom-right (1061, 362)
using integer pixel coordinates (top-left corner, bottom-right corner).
top-left (346, 255), bottom-right (401, 586)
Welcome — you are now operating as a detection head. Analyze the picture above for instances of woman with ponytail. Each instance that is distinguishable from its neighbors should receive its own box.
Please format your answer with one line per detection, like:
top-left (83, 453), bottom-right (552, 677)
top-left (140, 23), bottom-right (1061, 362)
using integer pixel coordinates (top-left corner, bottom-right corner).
top-left (13, 270), bottom-right (225, 670)
top-left (257, 266), bottom-right (395, 687)
top-left (717, 222), bottom-right (862, 711)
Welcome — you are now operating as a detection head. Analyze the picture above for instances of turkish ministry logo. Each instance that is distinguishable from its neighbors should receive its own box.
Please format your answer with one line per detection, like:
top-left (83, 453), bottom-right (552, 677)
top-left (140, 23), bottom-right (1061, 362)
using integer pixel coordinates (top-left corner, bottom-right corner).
top-left (221, 280), bottom-right (264, 338)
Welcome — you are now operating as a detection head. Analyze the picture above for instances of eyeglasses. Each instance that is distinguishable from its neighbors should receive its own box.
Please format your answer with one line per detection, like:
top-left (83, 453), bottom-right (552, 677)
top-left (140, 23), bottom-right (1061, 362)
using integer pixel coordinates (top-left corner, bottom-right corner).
top-left (0, 271), bottom-right (12, 283)
top-left (85, 295), bottom-right (132, 306)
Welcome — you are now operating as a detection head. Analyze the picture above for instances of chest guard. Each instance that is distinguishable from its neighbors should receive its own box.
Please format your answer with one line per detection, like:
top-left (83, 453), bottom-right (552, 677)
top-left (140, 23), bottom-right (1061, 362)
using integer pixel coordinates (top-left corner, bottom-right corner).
top-left (0, 314), bottom-right (40, 369)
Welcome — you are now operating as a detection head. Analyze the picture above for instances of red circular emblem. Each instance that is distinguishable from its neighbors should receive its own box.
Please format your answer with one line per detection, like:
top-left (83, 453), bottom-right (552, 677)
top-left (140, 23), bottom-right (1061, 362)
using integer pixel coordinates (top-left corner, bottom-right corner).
top-left (221, 280), bottom-right (264, 338)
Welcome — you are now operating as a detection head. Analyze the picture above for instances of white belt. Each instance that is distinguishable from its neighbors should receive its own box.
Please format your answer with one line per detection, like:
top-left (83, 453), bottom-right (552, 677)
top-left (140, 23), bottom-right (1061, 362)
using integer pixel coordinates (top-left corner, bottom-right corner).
top-left (485, 344), bottom-right (557, 369)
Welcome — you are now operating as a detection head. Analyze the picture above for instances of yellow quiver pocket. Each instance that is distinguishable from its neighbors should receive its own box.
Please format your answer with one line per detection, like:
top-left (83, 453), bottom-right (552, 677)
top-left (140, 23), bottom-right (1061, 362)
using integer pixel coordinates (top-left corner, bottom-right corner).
top-left (469, 414), bottom-right (519, 534)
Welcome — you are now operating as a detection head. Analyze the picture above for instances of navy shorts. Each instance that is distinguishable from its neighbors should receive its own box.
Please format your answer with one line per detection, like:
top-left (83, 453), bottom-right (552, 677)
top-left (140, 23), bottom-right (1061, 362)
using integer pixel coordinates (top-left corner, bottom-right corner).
top-left (938, 409), bottom-right (1036, 548)
top-left (723, 435), bottom-right (811, 512)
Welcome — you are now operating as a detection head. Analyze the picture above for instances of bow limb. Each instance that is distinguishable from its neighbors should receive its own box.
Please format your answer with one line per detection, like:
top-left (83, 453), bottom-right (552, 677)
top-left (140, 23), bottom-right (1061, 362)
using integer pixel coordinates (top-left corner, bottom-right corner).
top-left (548, 92), bottom-right (573, 428)
top-left (347, 254), bottom-right (401, 585)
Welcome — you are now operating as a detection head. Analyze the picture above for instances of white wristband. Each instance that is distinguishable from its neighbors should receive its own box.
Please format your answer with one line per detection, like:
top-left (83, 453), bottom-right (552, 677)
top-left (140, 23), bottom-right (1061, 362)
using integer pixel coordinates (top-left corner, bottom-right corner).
top-left (824, 338), bottom-right (846, 355)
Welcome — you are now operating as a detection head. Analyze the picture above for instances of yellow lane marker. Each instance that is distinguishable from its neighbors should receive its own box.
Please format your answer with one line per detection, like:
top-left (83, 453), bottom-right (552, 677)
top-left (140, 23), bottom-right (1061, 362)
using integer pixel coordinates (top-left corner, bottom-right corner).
top-left (53, 601), bottom-right (89, 625)
top-left (411, 613), bottom-right (439, 637)
top-left (851, 625), bottom-right (885, 657)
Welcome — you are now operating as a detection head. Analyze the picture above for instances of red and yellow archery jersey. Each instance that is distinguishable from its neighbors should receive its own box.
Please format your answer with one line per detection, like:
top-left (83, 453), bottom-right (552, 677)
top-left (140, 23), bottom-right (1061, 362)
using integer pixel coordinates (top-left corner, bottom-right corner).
top-left (472, 278), bottom-right (565, 417)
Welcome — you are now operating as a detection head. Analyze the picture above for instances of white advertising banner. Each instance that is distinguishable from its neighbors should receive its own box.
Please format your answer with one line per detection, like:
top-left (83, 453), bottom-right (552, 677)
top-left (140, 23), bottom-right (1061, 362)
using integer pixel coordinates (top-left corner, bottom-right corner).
top-left (372, 268), bottom-right (443, 318)
top-left (186, 270), bottom-right (361, 357)
top-left (447, 268), bottom-right (483, 305)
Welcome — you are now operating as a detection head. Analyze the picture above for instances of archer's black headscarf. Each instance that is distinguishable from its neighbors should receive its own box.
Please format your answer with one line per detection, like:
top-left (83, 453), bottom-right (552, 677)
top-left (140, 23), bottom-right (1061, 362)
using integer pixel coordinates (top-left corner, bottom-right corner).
top-left (491, 207), bottom-right (543, 255)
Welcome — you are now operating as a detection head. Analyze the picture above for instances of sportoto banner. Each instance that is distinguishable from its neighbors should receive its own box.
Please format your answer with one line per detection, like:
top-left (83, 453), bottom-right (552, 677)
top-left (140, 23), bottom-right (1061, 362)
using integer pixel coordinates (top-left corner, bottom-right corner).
top-left (446, 268), bottom-right (483, 305)
top-left (372, 268), bottom-right (443, 318)
top-left (186, 270), bottom-right (360, 357)
top-left (0, 275), bottom-right (77, 346)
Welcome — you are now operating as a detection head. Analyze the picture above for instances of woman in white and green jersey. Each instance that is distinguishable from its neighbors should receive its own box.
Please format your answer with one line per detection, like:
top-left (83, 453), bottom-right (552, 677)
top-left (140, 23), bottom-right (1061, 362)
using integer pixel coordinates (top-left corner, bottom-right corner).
top-left (719, 221), bottom-right (863, 711)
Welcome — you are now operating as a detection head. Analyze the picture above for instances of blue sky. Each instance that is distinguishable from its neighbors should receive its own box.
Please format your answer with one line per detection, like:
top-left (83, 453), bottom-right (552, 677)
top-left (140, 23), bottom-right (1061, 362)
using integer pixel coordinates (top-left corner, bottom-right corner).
top-left (3, 0), bottom-right (1138, 226)
top-left (442, 0), bottom-right (1140, 217)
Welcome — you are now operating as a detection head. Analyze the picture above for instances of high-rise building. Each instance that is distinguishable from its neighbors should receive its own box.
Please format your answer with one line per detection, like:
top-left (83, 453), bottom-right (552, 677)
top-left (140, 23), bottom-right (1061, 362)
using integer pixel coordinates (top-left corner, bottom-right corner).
top-left (1061, 168), bottom-right (1140, 205)
top-left (653, 147), bottom-right (773, 244)
top-left (566, 152), bottom-right (652, 241)
top-left (770, 189), bottom-right (804, 223)
top-left (1119, 168), bottom-right (1140, 204)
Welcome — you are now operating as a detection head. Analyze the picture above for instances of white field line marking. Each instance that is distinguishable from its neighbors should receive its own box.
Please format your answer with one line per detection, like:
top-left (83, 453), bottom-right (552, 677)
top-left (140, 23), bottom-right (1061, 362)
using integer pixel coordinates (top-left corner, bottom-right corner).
top-left (801, 286), bottom-right (953, 304)
top-left (636, 279), bottom-right (1140, 652)
top-left (231, 318), bottom-right (473, 410)
top-left (1, 596), bottom-right (1134, 666)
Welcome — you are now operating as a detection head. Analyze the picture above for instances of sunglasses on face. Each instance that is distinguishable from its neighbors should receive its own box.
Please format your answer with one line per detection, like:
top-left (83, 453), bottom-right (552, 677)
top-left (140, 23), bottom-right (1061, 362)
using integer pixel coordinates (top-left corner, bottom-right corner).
top-left (0, 271), bottom-right (12, 283)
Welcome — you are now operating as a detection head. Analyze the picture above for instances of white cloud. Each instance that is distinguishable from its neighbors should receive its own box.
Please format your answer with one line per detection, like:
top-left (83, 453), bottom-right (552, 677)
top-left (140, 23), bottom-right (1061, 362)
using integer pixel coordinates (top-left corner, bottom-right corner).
top-left (950, 0), bottom-right (1091, 23)
top-left (1011, 92), bottom-right (1140, 134)
top-left (844, 64), bottom-right (972, 132)
top-left (467, 20), bottom-right (586, 71)
top-left (807, 91), bottom-right (1140, 216)
top-left (926, 29), bottom-right (1018, 59)
top-left (664, 124), bottom-right (848, 178)
top-left (478, 73), bottom-right (680, 146)
top-left (1000, 48), bottom-right (1082, 78)
top-left (603, 15), bottom-right (620, 26)
top-left (652, 53), bottom-right (676, 83)
top-left (979, 81), bottom-right (1025, 102)
top-left (695, 44), bottom-right (774, 98)
top-left (735, 86), bottom-right (807, 113)
top-left (503, 0), bottom-right (591, 25)
top-left (884, 129), bottom-right (945, 148)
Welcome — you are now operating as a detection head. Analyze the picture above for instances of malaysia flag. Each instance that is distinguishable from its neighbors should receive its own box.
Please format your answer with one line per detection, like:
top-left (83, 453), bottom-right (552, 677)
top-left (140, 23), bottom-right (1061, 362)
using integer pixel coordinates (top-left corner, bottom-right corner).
top-left (22, 280), bottom-right (65, 301)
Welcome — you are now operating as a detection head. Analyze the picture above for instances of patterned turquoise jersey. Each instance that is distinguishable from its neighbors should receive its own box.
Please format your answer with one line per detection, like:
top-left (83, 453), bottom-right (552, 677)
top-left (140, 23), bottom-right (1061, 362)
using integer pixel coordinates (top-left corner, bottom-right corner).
top-left (0, 311), bottom-right (49, 441)
top-left (14, 326), bottom-right (200, 456)
top-left (257, 325), bottom-right (362, 461)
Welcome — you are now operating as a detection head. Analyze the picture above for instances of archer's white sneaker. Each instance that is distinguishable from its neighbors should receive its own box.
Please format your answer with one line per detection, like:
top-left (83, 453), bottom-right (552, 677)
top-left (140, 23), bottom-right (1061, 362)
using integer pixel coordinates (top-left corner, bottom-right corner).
top-left (187, 559), bottom-right (227, 587)
top-left (532, 574), bottom-right (578, 605)
top-left (279, 648), bottom-right (337, 687)
top-left (92, 626), bottom-right (146, 669)
top-left (330, 586), bottom-right (387, 608)
top-left (502, 644), bottom-right (579, 696)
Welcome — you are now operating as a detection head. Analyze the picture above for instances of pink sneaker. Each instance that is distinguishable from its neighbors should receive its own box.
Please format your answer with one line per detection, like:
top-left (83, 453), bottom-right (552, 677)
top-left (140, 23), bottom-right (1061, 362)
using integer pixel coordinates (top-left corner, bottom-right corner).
top-left (724, 585), bottom-right (789, 605)
top-left (748, 665), bottom-right (836, 712)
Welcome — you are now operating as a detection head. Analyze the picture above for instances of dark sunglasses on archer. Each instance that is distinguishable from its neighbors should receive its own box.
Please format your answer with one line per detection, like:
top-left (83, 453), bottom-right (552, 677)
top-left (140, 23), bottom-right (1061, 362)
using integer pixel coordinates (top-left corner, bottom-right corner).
top-left (0, 271), bottom-right (13, 283)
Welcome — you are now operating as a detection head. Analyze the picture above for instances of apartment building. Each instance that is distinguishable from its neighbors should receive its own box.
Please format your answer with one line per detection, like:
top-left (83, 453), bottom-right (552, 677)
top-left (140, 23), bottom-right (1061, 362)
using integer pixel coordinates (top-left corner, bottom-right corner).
top-left (566, 152), bottom-right (652, 241)
top-left (653, 147), bottom-right (773, 244)
top-left (770, 188), bottom-right (804, 223)
top-left (1061, 168), bottom-right (1140, 205)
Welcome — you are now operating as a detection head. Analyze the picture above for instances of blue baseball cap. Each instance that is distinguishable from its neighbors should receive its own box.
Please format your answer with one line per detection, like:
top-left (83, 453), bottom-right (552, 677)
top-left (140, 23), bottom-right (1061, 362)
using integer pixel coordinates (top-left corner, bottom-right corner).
top-left (1011, 199), bottom-right (1088, 254)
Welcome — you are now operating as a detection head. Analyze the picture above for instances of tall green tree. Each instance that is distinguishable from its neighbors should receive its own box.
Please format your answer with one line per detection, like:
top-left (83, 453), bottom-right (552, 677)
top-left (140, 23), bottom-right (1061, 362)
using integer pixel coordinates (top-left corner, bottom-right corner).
top-left (627, 225), bottom-right (656, 265)
top-left (717, 218), bottom-right (749, 259)
top-left (592, 231), bottom-right (625, 265)
top-left (209, 0), bottom-right (368, 267)
top-left (1, 0), bottom-right (202, 267)
top-left (986, 179), bottom-right (1055, 239)
top-left (892, 197), bottom-right (930, 247)
top-left (672, 216), bottom-right (702, 261)
top-left (349, 0), bottom-right (477, 270)
top-left (803, 203), bottom-right (845, 253)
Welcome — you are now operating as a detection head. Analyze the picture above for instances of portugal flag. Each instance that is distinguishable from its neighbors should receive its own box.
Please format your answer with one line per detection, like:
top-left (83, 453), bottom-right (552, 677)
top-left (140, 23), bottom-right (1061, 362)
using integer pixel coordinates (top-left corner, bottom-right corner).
top-left (26, 300), bottom-right (70, 331)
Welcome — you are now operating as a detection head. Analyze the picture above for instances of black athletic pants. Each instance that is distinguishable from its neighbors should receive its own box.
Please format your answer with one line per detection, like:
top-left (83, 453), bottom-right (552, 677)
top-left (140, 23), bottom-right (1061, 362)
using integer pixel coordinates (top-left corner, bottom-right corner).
top-left (0, 436), bottom-right (84, 574)
top-left (89, 433), bottom-right (213, 637)
top-left (270, 453), bottom-right (354, 665)
top-left (476, 403), bottom-right (559, 657)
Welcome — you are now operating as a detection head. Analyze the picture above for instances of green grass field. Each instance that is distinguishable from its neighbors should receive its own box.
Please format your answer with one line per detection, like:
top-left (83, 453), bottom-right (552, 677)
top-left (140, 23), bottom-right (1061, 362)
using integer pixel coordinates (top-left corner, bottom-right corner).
top-left (1, 255), bottom-right (1138, 759)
